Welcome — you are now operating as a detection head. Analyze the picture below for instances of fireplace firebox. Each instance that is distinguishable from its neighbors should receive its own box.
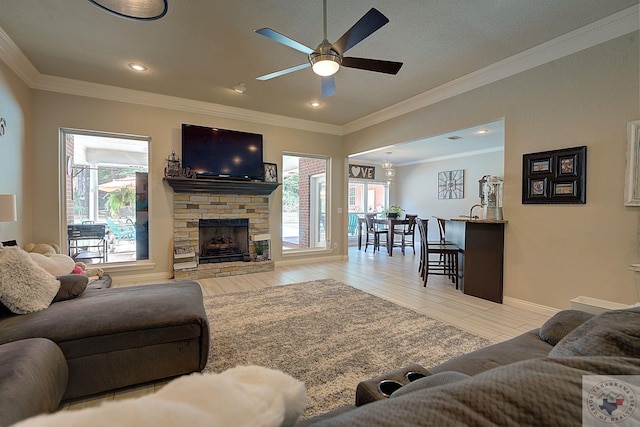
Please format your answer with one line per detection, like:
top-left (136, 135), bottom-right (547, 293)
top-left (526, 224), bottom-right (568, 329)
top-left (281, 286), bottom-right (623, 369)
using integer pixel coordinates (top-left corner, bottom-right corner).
top-left (199, 219), bottom-right (249, 264)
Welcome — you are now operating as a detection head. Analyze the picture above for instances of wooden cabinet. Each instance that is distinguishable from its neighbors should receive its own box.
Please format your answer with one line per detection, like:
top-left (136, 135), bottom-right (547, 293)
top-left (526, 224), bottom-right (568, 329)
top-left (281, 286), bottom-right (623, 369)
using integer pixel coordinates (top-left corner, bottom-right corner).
top-left (446, 219), bottom-right (506, 303)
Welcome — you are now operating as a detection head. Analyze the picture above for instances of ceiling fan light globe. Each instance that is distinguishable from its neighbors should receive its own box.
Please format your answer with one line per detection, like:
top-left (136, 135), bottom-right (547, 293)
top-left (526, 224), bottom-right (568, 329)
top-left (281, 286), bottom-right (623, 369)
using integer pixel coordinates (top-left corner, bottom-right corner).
top-left (309, 52), bottom-right (341, 77)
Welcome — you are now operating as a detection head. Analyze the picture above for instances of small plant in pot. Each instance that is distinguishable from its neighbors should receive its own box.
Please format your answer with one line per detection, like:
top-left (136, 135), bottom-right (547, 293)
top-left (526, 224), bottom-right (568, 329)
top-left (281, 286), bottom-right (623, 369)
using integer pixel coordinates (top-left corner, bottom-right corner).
top-left (384, 205), bottom-right (404, 219)
top-left (254, 242), bottom-right (267, 261)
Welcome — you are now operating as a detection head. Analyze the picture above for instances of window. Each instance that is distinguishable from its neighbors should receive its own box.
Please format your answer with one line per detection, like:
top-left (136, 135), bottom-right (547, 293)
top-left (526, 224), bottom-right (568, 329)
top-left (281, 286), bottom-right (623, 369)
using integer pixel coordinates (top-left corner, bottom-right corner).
top-left (282, 154), bottom-right (329, 251)
top-left (61, 129), bottom-right (149, 264)
top-left (348, 181), bottom-right (389, 214)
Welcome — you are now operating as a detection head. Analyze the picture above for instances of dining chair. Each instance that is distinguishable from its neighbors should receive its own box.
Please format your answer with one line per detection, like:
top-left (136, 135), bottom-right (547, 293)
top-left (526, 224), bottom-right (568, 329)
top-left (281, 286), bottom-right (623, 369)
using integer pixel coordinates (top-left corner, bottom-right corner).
top-left (416, 218), bottom-right (459, 288)
top-left (364, 213), bottom-right (387, 253)
top-left (393, 214), bottom-right (417, 255)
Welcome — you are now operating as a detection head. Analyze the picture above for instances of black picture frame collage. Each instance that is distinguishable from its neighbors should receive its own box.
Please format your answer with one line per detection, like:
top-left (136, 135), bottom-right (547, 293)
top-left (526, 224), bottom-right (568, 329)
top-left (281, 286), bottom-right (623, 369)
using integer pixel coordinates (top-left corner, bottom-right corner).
top-left (522, 146), bottom-right (586, 204)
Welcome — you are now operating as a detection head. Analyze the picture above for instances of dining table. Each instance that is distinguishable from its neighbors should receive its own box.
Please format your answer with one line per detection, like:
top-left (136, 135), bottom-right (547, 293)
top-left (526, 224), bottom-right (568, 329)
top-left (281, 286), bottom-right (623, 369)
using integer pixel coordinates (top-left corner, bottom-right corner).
top-left (357, 216), bottom-right (409, 256)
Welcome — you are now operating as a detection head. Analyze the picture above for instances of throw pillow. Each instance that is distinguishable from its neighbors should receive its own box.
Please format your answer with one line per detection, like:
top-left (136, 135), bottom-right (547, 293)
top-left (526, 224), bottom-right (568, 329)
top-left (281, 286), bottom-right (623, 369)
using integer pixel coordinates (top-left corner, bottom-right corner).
top-left (0, 246), bottom-right (60, 314)
top-left (27, 253), bottom-right (75, 276)
top-left (549, 306), bottom-right (640, 358)
top-left (52, 274), bottom-right (89, 302)
top-left (538, 309), bottom-right (594, 345)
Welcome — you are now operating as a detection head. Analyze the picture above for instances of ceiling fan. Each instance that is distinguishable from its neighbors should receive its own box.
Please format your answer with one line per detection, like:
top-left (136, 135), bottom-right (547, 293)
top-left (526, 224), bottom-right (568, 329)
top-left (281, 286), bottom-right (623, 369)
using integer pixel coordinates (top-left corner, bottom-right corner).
top-left (255, 0), bottom-right (403, 98)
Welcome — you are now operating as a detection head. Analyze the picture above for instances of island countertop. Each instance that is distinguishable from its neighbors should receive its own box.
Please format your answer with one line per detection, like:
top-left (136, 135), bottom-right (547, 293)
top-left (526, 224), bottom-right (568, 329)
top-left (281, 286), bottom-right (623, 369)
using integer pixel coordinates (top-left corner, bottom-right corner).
top-left (448, 217), bottom-right (508, 224)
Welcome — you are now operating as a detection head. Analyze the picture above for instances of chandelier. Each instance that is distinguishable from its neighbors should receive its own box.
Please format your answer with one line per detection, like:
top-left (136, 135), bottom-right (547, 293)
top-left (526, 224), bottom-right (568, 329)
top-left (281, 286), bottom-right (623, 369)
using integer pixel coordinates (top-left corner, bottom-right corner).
top-left (381, 152), bottom-right (395, 181)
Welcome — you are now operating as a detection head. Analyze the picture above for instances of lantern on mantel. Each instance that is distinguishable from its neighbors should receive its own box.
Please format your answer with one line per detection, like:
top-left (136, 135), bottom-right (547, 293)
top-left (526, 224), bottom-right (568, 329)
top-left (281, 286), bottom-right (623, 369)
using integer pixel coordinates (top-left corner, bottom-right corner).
top-left (164, 151), bottom-right (181, 178)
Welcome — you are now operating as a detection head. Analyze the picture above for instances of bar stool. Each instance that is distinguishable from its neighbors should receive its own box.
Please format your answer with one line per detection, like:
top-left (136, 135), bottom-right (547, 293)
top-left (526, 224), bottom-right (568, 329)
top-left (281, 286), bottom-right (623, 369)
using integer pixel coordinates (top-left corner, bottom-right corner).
top-left (364, 213), bottom-right (387, 253)
top-left (416, 218), bottom-right (459, 288)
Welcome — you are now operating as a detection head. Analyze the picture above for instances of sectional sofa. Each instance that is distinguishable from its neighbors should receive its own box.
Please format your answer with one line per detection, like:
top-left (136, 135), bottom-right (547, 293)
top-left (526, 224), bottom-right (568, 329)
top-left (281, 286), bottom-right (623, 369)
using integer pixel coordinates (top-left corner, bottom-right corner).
top-left (0, 274), bottom-right (210, 426)
top-left (298, 307), bottom-right (640, 426)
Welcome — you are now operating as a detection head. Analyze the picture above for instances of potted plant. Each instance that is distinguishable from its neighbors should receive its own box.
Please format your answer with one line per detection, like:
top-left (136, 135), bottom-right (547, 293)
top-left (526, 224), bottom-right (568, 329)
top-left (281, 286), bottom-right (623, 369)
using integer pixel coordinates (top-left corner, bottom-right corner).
top-left (254, 242), bottom-right (266, 261)
top-left (384, 205), bottom-right (404, 219)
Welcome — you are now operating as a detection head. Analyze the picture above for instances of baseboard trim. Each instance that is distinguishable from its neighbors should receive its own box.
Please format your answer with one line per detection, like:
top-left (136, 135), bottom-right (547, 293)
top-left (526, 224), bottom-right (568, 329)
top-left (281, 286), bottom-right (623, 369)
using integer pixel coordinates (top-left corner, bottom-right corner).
top-left (502, 296), bottom-right (559, 317)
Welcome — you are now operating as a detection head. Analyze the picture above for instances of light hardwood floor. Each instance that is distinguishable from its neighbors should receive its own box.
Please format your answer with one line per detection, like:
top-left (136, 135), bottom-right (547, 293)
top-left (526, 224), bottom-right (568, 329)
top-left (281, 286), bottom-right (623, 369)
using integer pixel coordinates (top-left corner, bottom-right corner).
top-left (64, 245), bottom-right (553, 411)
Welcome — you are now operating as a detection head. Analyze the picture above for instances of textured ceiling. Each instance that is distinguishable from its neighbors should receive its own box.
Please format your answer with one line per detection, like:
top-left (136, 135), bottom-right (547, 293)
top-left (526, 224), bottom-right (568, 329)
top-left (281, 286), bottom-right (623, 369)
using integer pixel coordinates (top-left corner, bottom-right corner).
top-left (0, 0), bottom-right (637, 128)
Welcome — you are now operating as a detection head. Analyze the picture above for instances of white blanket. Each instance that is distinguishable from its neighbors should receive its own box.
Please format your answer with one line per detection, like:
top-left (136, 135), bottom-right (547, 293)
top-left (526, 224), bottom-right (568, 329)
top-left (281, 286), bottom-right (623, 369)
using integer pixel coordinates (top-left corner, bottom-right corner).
top-left (15, 366), bottom-right (306, 427)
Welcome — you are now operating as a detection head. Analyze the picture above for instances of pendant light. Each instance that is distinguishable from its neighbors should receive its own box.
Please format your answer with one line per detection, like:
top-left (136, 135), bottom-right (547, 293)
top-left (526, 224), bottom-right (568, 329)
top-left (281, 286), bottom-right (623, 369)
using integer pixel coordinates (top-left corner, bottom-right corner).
top-left (88, 0), bottom-right (168, 21)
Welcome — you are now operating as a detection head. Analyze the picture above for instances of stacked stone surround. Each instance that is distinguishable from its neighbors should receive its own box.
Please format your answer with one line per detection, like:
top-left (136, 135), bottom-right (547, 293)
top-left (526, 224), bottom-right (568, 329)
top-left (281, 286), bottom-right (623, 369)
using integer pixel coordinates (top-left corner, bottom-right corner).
top-left (172, 193), bottom-right (274, 280)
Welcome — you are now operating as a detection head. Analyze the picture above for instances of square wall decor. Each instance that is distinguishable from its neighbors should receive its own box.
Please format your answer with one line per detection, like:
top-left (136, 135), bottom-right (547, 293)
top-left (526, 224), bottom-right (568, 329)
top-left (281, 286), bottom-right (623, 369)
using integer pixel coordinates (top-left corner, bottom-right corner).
top-left (438, 169), bottom-right (464, 199)
top-left (522, 146), bottom-right (586, 204)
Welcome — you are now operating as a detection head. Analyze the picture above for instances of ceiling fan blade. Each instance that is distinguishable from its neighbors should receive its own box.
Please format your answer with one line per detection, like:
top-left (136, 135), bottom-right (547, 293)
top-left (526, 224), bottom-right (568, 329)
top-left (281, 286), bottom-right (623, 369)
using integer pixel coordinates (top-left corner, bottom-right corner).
top-left (256, 63), bottom-right (310, 81)
top-left (321, 76), bottom-right (336, 98)
top-left (342, 57), bottom-right (403, 75)
top-left (255, 28), bottom-right (315, 55)
top-left (332, 8), bottom-right (389, 55)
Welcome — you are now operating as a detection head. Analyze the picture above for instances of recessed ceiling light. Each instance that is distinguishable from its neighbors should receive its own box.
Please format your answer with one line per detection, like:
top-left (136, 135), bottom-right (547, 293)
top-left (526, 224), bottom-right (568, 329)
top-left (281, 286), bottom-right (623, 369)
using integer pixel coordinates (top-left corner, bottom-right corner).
top-left (232, 83), bottom-right (247, 93)
top-left (128, 63), bottom-right (147, 72)
top-left (477, 129), bottom-right (489, 134)
top-left (447, 135), bottom-right (462, 140)
top-left (309, 101), bottom-right (321, 107)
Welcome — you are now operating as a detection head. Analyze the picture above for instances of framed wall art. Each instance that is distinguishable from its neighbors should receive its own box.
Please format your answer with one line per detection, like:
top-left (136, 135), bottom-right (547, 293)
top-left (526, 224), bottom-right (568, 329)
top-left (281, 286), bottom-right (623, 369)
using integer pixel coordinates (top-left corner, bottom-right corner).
top-left (264, 163), bottom-right (278, 183)
top-left (522, 146), bottom-right (586, 204)
top-left (624, 120), bottom-right (640, 206)
top-left (438, 169), bottom-right (464, 200)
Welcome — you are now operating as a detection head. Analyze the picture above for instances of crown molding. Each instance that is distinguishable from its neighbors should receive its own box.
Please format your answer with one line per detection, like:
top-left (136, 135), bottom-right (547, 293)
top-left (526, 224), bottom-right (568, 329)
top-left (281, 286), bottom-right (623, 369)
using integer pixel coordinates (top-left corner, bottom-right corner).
top-left (343, 5), bottom-right (640, 135)
top-left (0, 26), bottom-right (39, 87)
top-left (31, 75), bottom-right (342, 135)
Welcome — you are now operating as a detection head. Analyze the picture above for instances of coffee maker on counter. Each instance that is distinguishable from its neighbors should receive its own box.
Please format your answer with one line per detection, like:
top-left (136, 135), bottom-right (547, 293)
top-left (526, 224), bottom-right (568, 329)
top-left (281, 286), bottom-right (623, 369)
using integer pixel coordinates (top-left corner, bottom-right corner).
top-left (479, 175), bottom-right (504, 220)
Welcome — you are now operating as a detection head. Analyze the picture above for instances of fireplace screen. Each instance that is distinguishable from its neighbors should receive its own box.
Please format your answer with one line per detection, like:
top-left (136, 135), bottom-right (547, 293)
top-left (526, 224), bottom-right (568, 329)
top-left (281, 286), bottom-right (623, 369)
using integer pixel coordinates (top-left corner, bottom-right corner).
top-left (199, 219), bottom-right (249, 264)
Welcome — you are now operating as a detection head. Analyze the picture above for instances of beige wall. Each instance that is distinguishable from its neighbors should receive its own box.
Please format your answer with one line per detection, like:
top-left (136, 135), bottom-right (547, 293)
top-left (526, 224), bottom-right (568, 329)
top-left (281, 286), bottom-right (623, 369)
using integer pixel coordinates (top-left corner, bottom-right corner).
top-left (0, 59), bottom-right (31, 245)
top-left (28, 92), bottom-right (343, 278)
top-left (344, 33), bottom-right (640, 309)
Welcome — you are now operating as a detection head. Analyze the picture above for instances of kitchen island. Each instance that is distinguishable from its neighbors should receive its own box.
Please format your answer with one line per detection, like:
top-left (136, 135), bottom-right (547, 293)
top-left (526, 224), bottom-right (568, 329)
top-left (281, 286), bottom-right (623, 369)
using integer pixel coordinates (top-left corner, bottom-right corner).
top-left (445, 218), bottom-right (507, 303)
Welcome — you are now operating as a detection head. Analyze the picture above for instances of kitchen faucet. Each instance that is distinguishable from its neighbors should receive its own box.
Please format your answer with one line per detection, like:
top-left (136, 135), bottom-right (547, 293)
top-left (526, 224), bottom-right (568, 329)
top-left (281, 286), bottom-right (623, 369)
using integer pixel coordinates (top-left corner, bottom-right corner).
top-left (469, 204), bottom-right (484, 220)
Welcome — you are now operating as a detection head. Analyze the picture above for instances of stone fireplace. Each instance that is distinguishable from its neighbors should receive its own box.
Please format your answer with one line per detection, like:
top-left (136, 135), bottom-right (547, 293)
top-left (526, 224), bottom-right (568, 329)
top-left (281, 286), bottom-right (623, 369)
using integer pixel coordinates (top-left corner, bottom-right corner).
top-left (171, 191), bottom-right (274, 280)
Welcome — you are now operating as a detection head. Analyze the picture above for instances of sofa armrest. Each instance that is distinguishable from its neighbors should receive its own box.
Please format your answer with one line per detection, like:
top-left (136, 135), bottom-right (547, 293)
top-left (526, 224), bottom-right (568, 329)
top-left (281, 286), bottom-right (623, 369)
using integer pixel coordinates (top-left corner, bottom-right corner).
top-left (538, 309), bottom-right (594, 345)
top-left (53, 275), bottom-right (89, 303)
top-left (0, 338), bottom-right (68, 425)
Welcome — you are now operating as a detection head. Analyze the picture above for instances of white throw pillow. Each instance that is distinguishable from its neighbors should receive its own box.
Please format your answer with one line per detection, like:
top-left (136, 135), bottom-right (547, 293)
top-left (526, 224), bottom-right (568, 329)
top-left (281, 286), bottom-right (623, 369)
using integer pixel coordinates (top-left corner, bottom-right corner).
top-left (0, 246), bottom-right (60, 314)
top-left (28, 253), bottom-right (75, 276)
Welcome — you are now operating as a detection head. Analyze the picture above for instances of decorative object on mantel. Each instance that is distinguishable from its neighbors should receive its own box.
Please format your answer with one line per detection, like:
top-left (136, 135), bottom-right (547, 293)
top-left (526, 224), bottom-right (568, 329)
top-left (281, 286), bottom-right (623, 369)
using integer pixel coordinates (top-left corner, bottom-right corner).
top-left (348, 164), bottom-right (375, 180)
top-left (264, 163), bottom-right (278, 183)
top-left (522, 146), bottom-right (586, 204)
top-left (164, 151), bottom-right (197, 179)
top-left (0, 117), bottom-right (6, 137)
top-left (624, 120), bottom-right (640, 206)
top-left (438, 169), bottom-right (464, 199)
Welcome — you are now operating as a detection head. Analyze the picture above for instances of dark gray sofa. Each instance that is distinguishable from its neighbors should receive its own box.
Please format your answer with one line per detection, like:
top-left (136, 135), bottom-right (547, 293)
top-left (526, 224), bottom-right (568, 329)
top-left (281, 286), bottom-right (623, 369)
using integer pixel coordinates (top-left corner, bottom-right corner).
top-left (299, 307), bottom-right (640, 426)
top-left (0, 277), bottom-right (210, 426)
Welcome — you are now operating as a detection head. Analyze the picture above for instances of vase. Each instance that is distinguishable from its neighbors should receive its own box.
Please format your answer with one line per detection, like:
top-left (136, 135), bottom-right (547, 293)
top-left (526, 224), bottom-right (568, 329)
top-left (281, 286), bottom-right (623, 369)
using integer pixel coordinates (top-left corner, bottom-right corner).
top-left (387, 213), bottom-right (399, 219)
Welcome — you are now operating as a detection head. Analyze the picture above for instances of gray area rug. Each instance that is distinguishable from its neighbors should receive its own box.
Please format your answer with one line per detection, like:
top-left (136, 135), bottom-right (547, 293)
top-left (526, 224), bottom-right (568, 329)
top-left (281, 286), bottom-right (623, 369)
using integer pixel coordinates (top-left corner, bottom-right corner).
top-left (203, 279), bottom-right (493, 418)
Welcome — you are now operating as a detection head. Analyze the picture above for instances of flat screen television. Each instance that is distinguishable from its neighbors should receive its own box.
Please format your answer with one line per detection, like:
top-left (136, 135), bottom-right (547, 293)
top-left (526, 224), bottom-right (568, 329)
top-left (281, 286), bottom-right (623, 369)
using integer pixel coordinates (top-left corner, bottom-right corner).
top-left (181, 124), bottom-right (264, 180)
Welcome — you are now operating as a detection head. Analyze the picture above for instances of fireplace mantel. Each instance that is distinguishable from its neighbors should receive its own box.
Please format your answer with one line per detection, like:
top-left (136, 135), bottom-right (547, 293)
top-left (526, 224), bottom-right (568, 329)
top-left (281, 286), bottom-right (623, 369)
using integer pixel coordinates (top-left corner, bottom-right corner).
top-left (164, 177), bottom-right (279, 195)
